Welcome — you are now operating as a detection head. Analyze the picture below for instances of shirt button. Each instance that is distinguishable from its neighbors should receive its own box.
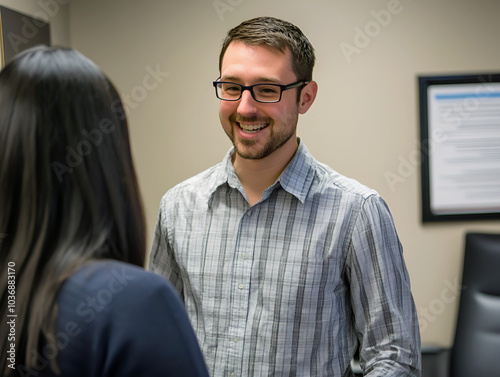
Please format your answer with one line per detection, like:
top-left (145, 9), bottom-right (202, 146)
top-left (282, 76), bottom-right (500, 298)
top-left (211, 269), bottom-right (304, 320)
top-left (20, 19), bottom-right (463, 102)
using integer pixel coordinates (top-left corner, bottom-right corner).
top-left (242, 253), bottom-right (247, 259)
top-left (231, 373), bottom-right (235, 377)
top-left (247, 210), bottom-right (252, 216)
top-left (233, 337), bottom-right (238, 342)
top-left (238, 284), bottom-right (244, 289)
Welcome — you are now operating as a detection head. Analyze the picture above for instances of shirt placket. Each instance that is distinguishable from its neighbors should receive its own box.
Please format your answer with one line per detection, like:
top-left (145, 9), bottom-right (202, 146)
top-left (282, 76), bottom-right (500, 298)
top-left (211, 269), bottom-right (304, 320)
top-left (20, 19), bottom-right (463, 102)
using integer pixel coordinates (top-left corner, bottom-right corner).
top-left (226, 205), bottom-right (259, 377)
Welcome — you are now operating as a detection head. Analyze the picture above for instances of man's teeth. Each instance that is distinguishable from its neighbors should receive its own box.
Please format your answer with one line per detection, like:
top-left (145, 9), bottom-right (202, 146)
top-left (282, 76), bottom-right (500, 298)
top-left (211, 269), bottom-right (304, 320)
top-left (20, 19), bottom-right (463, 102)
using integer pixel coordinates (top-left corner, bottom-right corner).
top-left (239, 123), bottom-right (266, 133)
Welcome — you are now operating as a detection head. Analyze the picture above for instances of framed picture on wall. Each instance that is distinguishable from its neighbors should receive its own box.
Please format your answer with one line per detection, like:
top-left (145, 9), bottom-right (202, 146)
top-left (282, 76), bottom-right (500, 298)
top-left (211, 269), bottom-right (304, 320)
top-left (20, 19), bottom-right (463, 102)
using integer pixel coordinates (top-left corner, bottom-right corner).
top-left (0, 5), bottom-right (51, 68)
top-left (418, 73), bottom-right (500, 222)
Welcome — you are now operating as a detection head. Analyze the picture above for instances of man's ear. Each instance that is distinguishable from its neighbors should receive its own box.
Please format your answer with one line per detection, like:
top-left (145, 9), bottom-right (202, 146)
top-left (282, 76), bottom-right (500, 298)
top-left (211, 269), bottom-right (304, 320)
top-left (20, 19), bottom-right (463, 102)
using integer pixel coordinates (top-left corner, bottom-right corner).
top-left (298, 81), bottom-right (318, 114)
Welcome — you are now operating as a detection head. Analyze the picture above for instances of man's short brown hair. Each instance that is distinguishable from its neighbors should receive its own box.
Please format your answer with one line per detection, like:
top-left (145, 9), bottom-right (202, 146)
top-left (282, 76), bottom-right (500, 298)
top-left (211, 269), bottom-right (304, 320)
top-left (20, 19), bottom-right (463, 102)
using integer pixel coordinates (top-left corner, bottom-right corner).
top-left (219, 17), bottom-right (315, 82)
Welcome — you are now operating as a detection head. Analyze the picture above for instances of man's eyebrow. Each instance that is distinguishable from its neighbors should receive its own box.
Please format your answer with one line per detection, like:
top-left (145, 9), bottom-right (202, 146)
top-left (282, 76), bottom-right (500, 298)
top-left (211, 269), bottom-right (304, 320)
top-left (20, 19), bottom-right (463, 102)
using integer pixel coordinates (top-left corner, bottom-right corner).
top-left (220, 75), bottom-right (282, 84)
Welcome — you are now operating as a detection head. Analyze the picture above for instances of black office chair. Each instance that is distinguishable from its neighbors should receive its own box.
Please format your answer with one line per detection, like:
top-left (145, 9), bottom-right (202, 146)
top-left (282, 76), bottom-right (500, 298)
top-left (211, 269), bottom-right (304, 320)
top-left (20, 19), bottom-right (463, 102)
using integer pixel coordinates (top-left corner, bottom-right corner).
top-left (422, 232), bottom-right (500, 377)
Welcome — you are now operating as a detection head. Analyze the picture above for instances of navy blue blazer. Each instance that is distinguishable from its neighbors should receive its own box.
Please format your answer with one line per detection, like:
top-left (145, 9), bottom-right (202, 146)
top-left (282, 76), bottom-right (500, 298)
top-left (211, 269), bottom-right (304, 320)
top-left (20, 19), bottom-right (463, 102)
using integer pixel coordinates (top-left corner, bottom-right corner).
top-left (32, 260), bottom-right (209, 377)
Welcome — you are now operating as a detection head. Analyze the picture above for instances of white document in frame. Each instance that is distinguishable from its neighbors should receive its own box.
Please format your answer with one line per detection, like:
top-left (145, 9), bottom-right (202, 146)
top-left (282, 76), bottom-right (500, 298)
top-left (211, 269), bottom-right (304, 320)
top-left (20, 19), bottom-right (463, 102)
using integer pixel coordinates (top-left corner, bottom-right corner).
top-left (427, 82), bottom-right (500, 215)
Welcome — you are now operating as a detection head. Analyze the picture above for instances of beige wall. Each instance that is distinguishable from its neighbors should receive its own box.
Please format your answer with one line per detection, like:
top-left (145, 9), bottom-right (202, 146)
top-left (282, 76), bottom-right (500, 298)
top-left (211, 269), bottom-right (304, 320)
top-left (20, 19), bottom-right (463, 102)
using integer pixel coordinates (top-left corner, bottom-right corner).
top-left (8, 0), bottom-right (500, 348)
top-left (0, 0), bottom-right (70, 47)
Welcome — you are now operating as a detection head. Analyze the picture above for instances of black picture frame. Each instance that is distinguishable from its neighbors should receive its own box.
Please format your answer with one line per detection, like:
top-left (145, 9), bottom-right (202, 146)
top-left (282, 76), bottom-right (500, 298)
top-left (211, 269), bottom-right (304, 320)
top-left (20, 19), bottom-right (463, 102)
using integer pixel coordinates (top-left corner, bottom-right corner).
top-left (0, 5), bottom-right (51, 68)
top-left (419, 73), bottom-right (500, 223)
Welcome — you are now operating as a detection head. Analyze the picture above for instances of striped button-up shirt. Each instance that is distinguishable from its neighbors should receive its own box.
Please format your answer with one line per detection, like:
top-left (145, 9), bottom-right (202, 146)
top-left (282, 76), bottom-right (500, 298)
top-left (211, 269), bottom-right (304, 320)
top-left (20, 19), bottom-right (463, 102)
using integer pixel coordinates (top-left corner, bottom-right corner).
top-left (150, 141), bottom-right (421, 377)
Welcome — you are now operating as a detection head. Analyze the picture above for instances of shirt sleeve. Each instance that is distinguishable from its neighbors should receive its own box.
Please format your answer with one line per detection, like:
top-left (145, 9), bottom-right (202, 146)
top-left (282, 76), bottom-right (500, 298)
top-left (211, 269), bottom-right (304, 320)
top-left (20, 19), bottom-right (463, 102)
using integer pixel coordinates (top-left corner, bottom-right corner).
top-left (347, 194), bottom-right (421, 377)
top-left (149, 195), bottom-right (184, 296)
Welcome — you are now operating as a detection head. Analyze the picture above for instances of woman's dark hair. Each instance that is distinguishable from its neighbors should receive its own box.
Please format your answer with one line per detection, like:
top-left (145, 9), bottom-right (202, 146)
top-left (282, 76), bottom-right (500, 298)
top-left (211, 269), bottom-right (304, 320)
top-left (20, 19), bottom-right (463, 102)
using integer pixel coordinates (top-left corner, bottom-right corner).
top-left (0, 46), bottom-right (146, 375)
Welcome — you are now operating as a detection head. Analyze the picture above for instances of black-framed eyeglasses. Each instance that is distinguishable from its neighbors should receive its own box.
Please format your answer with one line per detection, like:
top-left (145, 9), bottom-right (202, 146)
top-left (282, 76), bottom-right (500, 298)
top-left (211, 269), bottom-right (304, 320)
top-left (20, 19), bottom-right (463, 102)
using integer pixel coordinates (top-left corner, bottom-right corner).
top-left (213, 78), bottom-right (309, 103)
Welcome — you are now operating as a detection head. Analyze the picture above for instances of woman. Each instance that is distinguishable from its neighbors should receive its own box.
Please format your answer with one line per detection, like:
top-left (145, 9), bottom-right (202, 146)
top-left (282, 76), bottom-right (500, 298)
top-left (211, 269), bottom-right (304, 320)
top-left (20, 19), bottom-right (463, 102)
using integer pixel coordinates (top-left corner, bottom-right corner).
top-left (0, 46), bottom-right (209, 377)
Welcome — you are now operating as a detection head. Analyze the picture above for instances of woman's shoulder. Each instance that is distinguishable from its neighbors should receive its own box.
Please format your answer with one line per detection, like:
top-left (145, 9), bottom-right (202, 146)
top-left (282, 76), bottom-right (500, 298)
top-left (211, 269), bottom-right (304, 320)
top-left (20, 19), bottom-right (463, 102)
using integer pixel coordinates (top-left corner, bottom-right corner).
top-left (57, 259), bottom-right (188, 343)
top-left (53, 263), bottom-right (209, 376)
top-left (60, 260), bottom-right (182, 316)
top-left (69, 260), bottom-right (170, 289)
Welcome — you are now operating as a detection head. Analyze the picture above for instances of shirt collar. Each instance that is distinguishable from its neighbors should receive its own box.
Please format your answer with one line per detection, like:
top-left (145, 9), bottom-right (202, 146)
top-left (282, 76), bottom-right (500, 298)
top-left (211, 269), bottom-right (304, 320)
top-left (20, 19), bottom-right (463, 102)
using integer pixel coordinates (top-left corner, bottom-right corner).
top-left (276, 138), bottom-right (316, 204)
top-left (208, 138), bottom-right (316, 205)
top-left (204, 148), bottom-right (239, 206)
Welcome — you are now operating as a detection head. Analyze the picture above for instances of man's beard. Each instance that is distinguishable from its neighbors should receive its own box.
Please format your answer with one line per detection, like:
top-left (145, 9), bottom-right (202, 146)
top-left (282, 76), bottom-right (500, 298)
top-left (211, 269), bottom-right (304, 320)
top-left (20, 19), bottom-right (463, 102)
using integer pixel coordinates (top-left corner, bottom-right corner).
top-left (229, 114), bottom-right (298, 160)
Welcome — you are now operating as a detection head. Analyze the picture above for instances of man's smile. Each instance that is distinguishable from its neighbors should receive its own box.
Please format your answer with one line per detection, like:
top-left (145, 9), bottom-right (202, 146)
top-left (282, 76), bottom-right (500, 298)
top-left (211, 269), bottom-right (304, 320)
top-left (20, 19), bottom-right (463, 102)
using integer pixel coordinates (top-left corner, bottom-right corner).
top-left (237, 122), bottom-right (268, 134)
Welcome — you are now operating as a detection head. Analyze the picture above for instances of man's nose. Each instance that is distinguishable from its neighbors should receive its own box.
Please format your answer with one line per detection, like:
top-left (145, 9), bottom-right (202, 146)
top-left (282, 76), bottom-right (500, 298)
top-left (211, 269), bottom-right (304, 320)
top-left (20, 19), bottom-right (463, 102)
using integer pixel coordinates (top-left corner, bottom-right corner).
top-left (236, 89), bottom-right (259, 116)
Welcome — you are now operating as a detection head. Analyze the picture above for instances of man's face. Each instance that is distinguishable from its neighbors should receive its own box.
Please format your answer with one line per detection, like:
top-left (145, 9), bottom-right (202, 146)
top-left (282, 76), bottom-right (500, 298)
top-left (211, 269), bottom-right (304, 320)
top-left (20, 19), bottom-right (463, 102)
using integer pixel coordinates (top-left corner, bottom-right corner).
top-left (218, 41), bottom-right (302, 161)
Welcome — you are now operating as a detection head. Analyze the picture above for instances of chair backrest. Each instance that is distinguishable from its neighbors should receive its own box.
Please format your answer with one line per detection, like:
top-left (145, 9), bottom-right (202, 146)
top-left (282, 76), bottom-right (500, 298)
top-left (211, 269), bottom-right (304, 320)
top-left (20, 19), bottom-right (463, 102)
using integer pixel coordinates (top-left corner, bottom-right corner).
top-left (450, 232), bottom-right (500, 377)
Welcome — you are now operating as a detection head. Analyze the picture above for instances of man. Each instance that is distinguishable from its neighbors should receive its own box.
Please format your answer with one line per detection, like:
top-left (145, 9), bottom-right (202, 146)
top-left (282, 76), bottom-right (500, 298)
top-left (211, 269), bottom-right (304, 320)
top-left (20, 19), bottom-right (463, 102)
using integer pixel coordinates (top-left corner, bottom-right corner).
top-left (150, 16), bottom-right (421, 376)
